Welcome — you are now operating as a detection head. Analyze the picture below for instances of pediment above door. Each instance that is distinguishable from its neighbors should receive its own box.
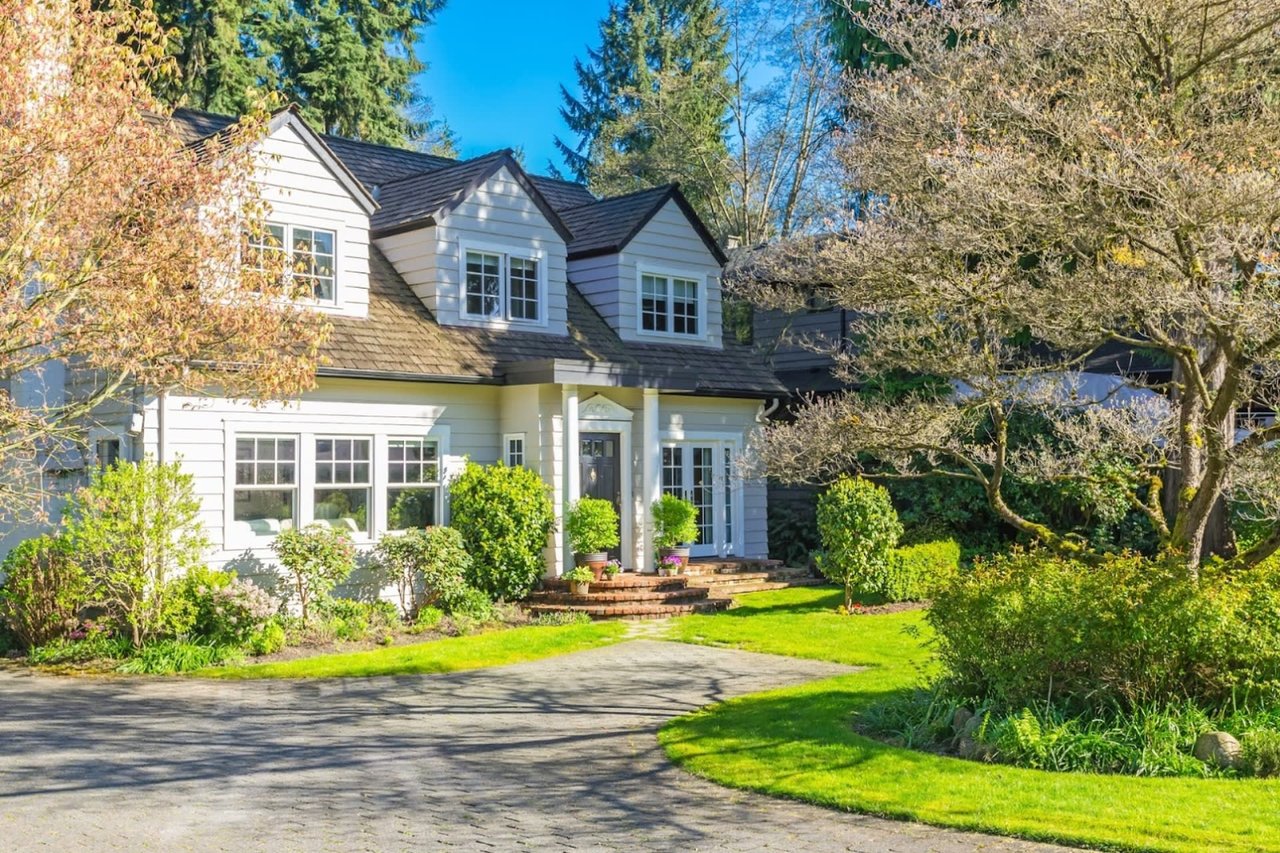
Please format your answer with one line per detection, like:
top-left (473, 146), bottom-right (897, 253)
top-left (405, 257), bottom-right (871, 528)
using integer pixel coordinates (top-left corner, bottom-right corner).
top-left (578, 393), bottom-right (634, 422)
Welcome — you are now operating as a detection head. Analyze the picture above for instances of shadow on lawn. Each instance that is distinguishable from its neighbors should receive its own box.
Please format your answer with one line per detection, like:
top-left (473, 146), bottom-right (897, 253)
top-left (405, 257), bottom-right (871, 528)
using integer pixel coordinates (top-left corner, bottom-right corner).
top-left (717, 586), bottom-right (889, 617)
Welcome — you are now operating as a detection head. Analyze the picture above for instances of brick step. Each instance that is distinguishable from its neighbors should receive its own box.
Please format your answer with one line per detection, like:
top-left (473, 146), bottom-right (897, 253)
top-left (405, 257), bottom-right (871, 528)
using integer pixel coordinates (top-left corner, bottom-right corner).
top-left (542, 575), bottom-right (687, 592)
top-left (686, 559), bottom-right (783, 575)
top-left (527, 599), bottom-right (730, 620)
top-left (687, 571), bottom-right (775, 584)
top-left (527, 587), bottom-right (713, 605)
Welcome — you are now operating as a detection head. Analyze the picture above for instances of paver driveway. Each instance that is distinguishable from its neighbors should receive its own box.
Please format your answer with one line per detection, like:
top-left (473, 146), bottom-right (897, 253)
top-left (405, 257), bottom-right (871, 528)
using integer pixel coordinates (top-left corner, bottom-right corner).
top-left (0, 639), bottom-right (1070, 852)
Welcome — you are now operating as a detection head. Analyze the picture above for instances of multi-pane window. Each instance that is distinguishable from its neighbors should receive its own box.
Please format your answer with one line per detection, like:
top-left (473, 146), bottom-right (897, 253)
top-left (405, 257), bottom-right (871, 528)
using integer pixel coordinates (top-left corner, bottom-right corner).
top-left (234, 436), bottom-right (297, 532)
top-left (505, 434), bottom-right (525, 468)
top-left (290, 227), bottom-right (336, 301)
top-left (387, 438), bottom-right (440, 530)
top-left (508, 257), bottom-right (540, 321)
top-left (463, 249), bottom-right (540, 322)
top-left (641, 273), bottom-right (699, 336)
top-left (242, 223), bottom-right (335, 302)
top-left (314, 437), bottom-right (371, 535)
top-left (95, 438), bottom-right (122, 472)
top-left (465, 251), bottom-right (502, 318)
top-left (723, 446), bottom-right (734, 551)
top-left (661, 446), bottom-right (683, 497)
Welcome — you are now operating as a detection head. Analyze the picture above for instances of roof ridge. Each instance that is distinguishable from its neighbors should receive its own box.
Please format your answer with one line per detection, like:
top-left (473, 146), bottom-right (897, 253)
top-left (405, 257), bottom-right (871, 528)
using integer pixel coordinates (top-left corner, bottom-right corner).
top-left (378, 148), bottom-right (513, 190)
top-left (561, 183), bottom-right (675, 213)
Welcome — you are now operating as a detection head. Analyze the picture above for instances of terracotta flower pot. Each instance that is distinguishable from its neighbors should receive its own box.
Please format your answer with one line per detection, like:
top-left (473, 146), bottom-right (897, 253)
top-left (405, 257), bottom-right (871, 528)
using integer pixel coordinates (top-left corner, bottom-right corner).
top-left (659, 546), bottom-right (691, 570)
top-left (576, 551), bottom-right (609, 581)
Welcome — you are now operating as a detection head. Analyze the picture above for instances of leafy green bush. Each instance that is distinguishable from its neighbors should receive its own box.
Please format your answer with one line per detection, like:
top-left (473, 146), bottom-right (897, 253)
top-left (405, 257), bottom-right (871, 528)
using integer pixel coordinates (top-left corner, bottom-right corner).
top-left (448, 586), bottom-right (495, 621)
top-left (270, 524), bottom-right (356, 624)
top-left (929, 550), bottom-right (1280, 713)
top-left (175, 566), bottom-right (278, 645)
top-left (1240, 729), bottom-right (1280, 778)
top-left (565, 498), bottom-right (620, 555)
top-left (373, 526), bottom-right (472, 618)
top-left (63, 459), bottom-right (208, 646)
top-left (0, 535), bottom-right (88, 648)
top-left (27, 624), bottom-right (131, 665)
top-left (815, 477), bottom-right (904, 610)
top-left (449, 461), bottom-right (554, 601)
top-left (410, 606), bottom-right (444, 632)
top-left (652, 493), bottom-right (698, 549)
top-left (317, 598), bottom-right (399, 642)
top-left (246, 619), bottom-right (286, 656)
top-left (882, 539), bottom-right (961, 602)
top-left (116, 639), bottom-right (241, 674)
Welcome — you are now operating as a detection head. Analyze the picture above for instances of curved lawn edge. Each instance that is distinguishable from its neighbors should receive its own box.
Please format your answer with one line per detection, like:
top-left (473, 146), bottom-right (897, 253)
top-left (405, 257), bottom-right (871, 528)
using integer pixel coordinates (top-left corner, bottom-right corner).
top-left (658, 590), bottom-right (1280, 853)
top-left (199, 621), bottom-right (626, 679)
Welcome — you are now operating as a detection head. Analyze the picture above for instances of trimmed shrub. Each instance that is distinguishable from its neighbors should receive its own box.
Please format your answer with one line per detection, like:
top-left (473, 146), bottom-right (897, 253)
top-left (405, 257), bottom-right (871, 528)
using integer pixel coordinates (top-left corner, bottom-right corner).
top-left (63, 459), bottom-right (209, 647)
top-left (175, 567), bottom-right (278, 645)
top-left (565, 498), bottom-right (620, 555)
top-left (883, 539), bottom-right (961, 602)
top-left (0, 535), bottom-right (88, 648)
top-left (449, 462), bottom-right (554, 601)
top-left (652, 493), bottom-right (698, 549)
top-left (246, 619), bottom-right (286, 656)
top-left (270, 524), bottom-right (356, 624)
top-left (929, 550), bottom-right (1280, 713)
top-left (815, 476), bottom-right (904, 610)
top-left (373, 526), bottom-right (472, 618)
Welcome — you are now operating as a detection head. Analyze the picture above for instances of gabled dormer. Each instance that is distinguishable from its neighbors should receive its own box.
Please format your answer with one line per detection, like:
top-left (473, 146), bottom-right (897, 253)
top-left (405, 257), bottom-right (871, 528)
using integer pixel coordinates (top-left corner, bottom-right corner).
top-left (172, 106), bottom-right (379, 320)
top-left (561, 185), bottom-right (728, 350)
top-left (369, 151), bottom-right (573, 336)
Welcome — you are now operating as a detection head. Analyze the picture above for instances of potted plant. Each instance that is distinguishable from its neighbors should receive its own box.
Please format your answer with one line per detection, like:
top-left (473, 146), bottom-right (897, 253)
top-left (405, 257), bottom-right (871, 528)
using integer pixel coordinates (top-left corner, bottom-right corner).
top-left (565, 498), bottom-right (620, 580)
top-left (602, 559), bottom-right (623, 579)
top-left (657, 553), bottom-right (684, 577)
top-left (563, 565), bottom-right (594, 596)
top-left (651, 493), bottom-right (698, 571)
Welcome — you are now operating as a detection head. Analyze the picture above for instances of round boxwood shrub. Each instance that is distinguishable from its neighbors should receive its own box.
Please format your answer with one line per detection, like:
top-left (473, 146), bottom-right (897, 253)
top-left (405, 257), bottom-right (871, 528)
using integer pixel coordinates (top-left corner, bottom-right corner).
top-left (448, 461), bottom-right (554, 601)
top-left (815, 476), bottom-right (904, 610)
top-left (565, 498), bottom-right (620, 556)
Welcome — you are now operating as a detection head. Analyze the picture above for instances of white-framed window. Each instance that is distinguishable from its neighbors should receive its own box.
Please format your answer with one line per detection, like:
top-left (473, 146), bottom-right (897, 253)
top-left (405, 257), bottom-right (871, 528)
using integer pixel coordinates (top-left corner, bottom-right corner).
top-left (243, 222), bottom-right (337, 302)
top-left (640, 271), bottom-right (700, 337)
top-left (234, 435), bottom-right (298, 534)
top-left (95, 438), bottom-right (122, 472)
top-left (462, 246), bottom-right (543, 323)
top-left (314, 437), bottom-right (371, 536)
top-left (504, 433), bottom-right (525, 467)
top-left (386, 437), bottom-right (441, 530)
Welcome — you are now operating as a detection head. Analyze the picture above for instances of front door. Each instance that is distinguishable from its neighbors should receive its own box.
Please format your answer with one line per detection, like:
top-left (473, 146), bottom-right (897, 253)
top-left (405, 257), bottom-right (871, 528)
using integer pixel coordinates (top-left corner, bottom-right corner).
top-left (580, 432), bottom-right (622, 558)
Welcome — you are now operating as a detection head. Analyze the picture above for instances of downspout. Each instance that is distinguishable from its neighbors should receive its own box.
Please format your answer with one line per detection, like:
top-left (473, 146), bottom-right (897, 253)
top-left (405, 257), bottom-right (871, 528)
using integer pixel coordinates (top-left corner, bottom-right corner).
top-left (156, 390), bottom-right (167, 464)
top-left (756, 397), bottom-right (781, 423)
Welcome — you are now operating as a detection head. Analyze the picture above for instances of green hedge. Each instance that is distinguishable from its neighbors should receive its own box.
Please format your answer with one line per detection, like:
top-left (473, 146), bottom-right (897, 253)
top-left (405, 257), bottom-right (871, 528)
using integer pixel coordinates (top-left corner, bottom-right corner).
top-left (884, 539), bottom-right (961, 602)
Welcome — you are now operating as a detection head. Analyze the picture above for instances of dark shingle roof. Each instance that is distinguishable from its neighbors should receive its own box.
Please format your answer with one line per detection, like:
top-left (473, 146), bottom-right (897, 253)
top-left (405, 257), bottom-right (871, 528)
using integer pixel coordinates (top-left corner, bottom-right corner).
top-left (168, 108), bottom-right (238, 145)
top-left (370, 150), bottom-right (512, 233)
top-left (531, 176), bottom-right (598, 212)
top-left (320, 135), bottom-right (456, 188)
top-left (559, 186), bottom-right (675, 259)
top-left (321, 246), bottom-right (785, 397)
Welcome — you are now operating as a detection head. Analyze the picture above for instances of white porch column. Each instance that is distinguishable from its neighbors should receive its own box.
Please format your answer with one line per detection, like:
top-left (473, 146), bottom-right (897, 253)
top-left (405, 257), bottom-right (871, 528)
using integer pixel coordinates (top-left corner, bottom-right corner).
top-left (641, 388), bottom-right (660, 572)
top-left (562, 384), bottom-right (580, 574)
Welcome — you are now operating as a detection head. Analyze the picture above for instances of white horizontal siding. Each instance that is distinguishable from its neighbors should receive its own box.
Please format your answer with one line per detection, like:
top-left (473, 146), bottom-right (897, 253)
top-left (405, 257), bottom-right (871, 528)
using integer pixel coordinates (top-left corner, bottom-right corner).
top-left (254, 125), bottom-right (372, 319)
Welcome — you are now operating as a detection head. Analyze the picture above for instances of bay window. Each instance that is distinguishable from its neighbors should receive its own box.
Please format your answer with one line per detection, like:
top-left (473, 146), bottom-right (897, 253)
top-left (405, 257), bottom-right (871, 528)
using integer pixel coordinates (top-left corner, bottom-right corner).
top-left (234, 436), bottom-right (297, 533)
top-left (386, 438), bottom-right (441, 530)
top-left (314, 437), bottom-right (371, 535)
top-left (463, 248), bottom-right (541, 322)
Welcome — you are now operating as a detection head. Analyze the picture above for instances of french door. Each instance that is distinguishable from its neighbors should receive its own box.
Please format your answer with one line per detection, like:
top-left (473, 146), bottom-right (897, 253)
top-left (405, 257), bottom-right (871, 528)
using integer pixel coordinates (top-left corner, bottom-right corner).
top-left (661, 441), bottom-right (738, 557)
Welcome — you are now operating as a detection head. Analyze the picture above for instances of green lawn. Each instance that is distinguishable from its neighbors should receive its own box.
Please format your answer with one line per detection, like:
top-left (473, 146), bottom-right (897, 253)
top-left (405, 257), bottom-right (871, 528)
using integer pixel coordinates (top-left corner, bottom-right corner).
top-left (660, 587), bottom-right (1280, 853)
top-left (201, 621), bottom-right (626, 679)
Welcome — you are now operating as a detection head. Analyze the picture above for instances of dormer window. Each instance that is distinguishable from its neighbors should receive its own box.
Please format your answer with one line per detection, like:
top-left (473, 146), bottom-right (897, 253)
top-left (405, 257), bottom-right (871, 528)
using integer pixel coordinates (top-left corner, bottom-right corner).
top-left (640, 271), bottom-right (700, 337)
top-left (463, 248), bottom-right (542, 323)
top-left (243, 222), bottom-right (336, 303)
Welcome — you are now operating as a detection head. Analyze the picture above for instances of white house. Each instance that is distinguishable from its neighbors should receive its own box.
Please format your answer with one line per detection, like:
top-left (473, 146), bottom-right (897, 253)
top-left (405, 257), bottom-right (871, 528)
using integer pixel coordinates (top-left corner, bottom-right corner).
top-left (11, 106), bottom-right (785, 588)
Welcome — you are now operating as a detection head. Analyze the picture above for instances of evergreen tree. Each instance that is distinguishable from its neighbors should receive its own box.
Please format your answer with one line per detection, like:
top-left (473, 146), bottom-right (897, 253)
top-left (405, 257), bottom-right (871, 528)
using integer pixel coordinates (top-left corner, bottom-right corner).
top-left (148, 0), bottom-right (444, 145)
top-left (555, 0), bottom-right (731, 216)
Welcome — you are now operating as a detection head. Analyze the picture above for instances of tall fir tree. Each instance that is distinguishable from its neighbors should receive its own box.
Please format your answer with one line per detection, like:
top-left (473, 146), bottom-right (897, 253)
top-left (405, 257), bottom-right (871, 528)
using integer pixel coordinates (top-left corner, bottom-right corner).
top-left (148, 0), bottom-right (445, 145)
top-left (556, 0), bottom-right (731, 218)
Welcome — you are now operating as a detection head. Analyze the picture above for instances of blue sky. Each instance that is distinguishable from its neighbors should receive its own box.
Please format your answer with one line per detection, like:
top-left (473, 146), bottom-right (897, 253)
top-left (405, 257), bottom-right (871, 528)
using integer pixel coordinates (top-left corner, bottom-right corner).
top-left (416, 1), bottom-right (613, 176)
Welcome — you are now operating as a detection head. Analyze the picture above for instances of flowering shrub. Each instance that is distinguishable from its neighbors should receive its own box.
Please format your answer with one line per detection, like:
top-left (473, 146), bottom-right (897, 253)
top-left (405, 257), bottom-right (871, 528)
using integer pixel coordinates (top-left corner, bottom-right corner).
top-left (177, 567), bottom-right (278, 645)
top-left (271, 524), bottom-right (356, 624)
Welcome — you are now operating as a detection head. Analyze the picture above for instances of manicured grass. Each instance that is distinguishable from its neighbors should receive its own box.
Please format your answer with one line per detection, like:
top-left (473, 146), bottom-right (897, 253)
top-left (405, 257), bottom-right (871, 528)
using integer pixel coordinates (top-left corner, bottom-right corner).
top-left (660, 586), bottom-right (1280, 853)
top-left (201, 621), bottom-right (626, 679)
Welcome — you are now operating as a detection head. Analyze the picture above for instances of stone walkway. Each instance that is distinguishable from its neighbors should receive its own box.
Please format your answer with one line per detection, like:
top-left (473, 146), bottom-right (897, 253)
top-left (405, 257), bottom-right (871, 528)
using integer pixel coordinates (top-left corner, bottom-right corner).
top-left (0, 640), bottom-right (1072, 852)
